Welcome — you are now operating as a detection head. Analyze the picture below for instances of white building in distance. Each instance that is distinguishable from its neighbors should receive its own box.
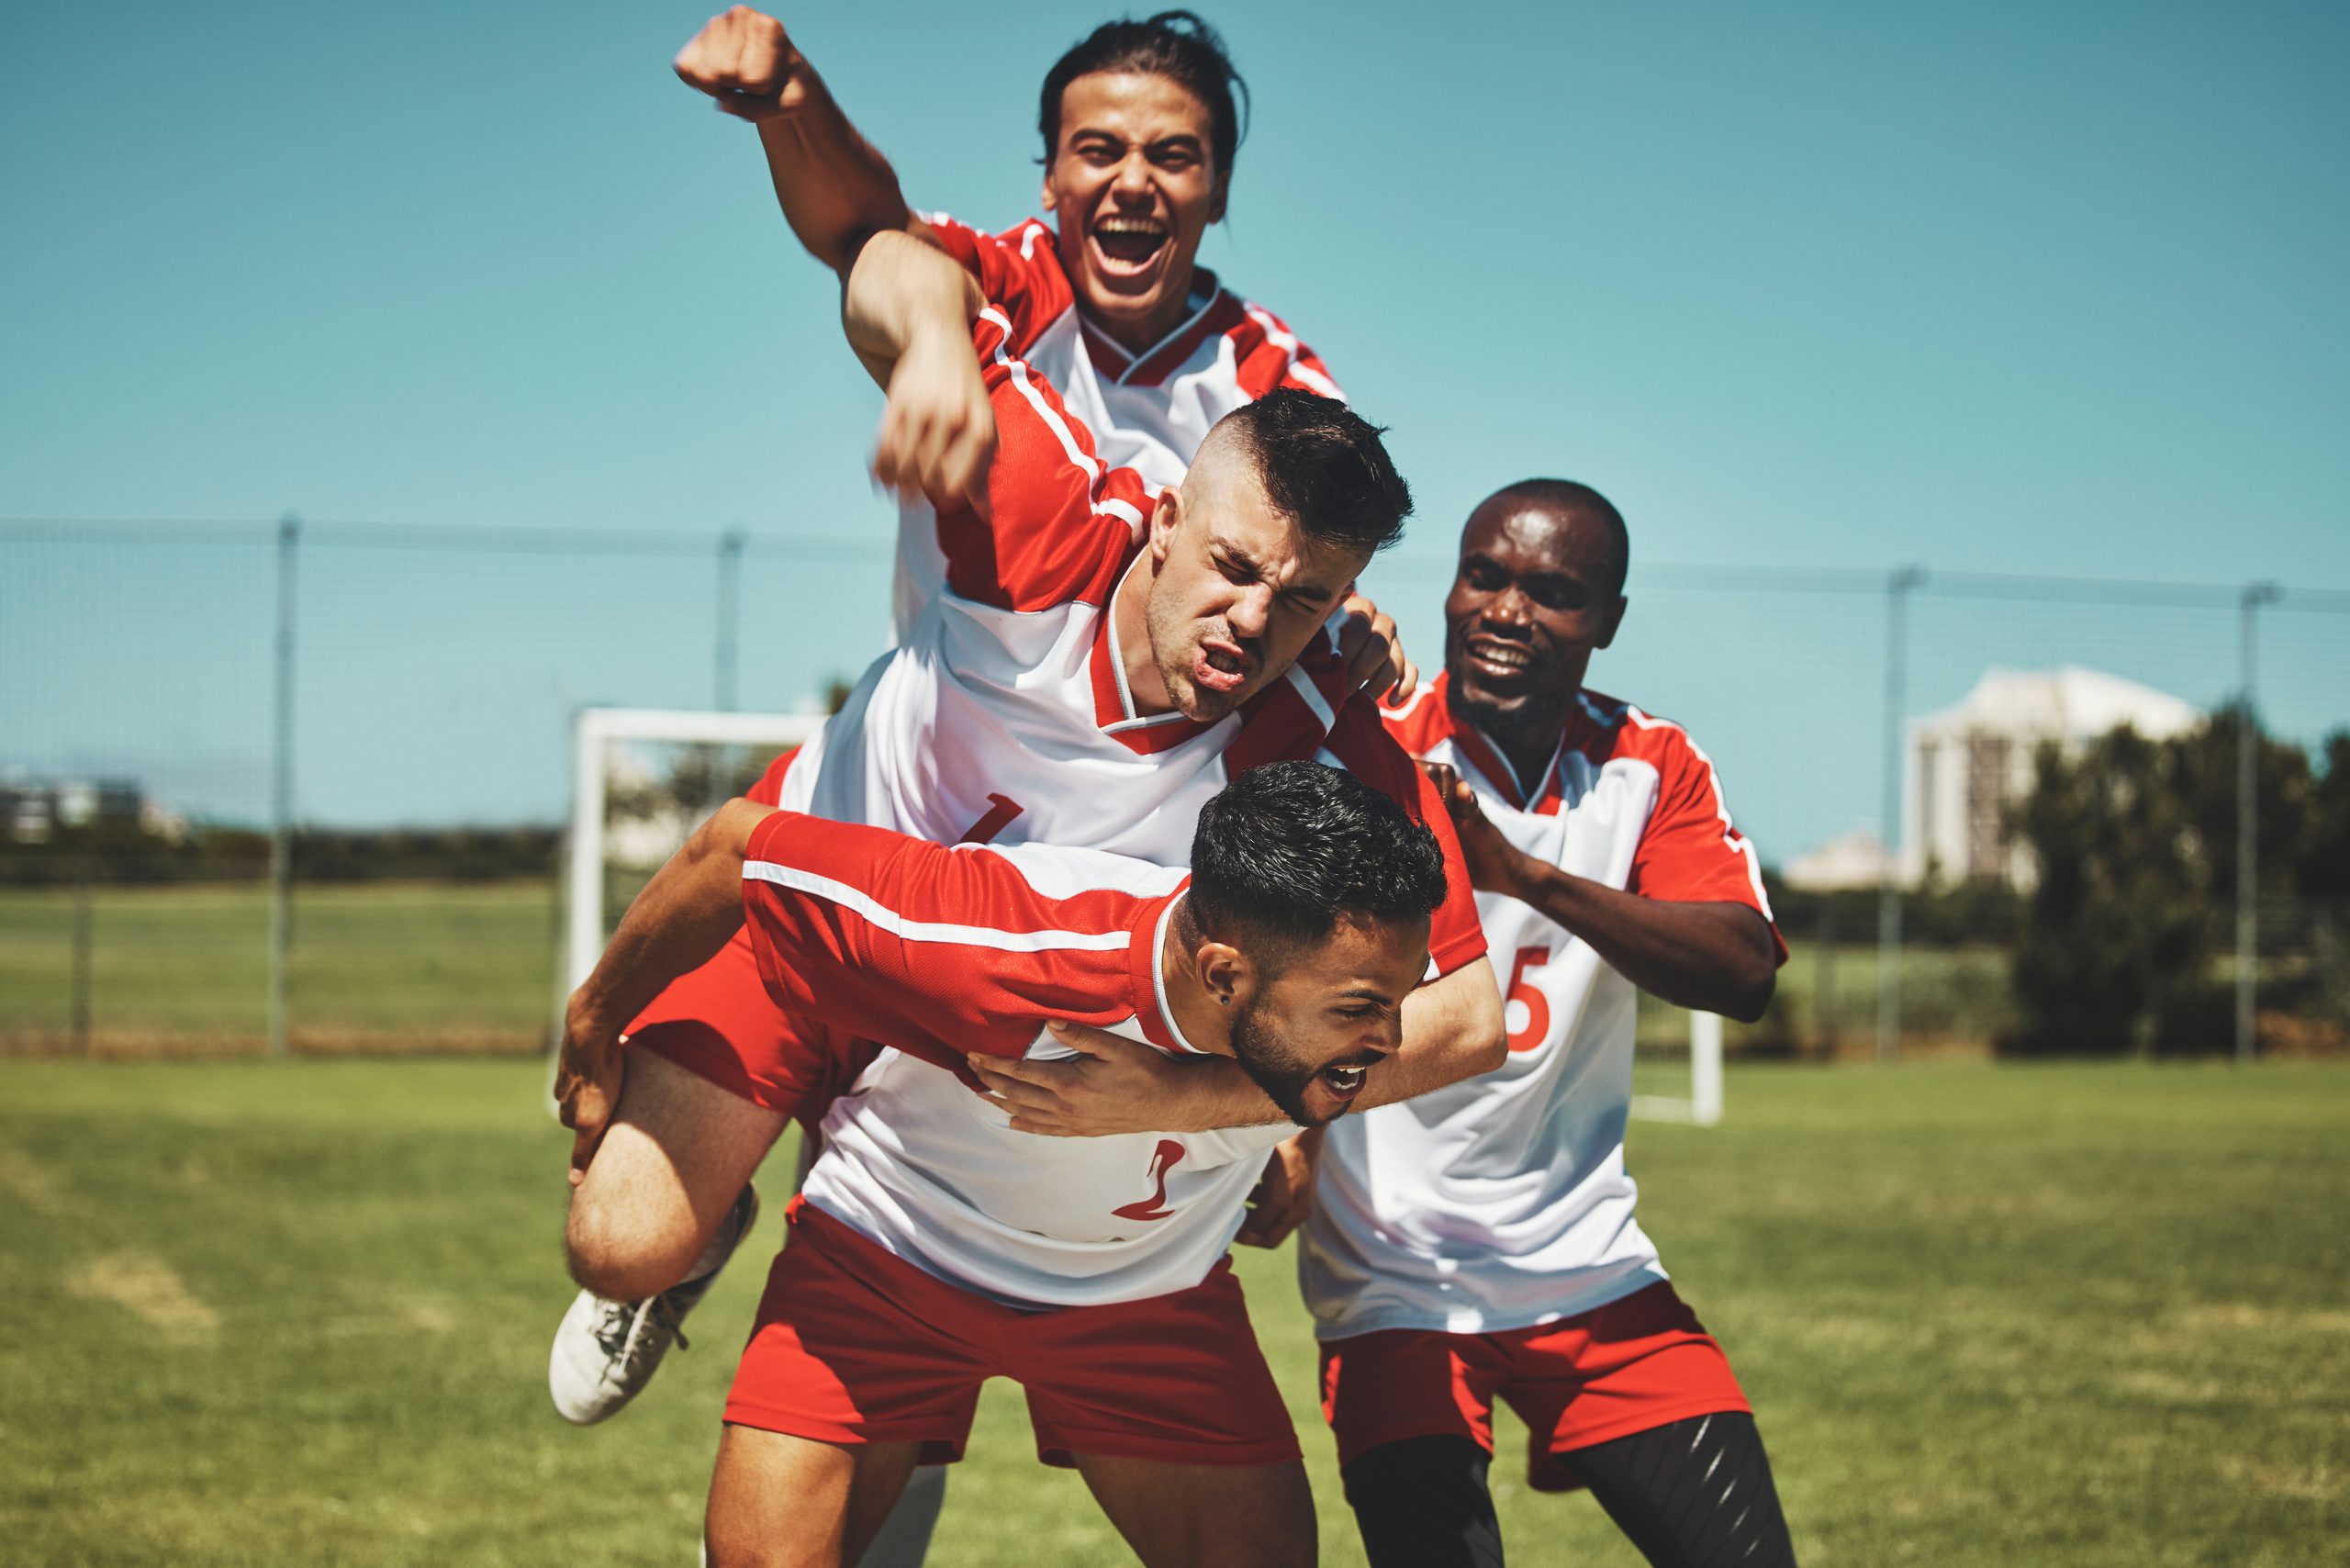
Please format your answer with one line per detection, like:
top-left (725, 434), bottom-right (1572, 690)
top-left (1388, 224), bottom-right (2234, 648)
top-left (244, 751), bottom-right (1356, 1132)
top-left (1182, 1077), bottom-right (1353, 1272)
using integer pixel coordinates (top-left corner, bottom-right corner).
top-left (1903, 666), bottom-right (2199, 887)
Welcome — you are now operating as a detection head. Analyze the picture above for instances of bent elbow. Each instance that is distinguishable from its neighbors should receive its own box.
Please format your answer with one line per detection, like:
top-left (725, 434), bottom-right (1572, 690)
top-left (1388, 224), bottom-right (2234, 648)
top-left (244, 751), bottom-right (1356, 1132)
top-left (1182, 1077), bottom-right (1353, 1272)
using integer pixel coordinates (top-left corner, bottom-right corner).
top-left (1725, 967), bottom-right (1777, 1025)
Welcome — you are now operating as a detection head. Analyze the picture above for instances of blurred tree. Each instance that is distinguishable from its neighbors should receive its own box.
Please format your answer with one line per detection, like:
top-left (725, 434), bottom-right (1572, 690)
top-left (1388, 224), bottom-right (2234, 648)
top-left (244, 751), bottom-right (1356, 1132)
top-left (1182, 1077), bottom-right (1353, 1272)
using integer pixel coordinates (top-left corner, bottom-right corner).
top-left (2006, 727), bottom-right (2219, 1055)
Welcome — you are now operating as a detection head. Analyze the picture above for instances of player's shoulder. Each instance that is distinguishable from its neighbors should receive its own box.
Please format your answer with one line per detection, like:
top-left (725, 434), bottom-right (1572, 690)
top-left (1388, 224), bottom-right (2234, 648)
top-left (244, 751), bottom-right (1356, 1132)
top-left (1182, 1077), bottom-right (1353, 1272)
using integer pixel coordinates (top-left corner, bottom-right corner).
top-left (1376, 677), bottom-right (1456, 758)
top-left (1223, 290), bottom-right (1346, 401)
top-left (1564, 689), bottom-right (1708, 775)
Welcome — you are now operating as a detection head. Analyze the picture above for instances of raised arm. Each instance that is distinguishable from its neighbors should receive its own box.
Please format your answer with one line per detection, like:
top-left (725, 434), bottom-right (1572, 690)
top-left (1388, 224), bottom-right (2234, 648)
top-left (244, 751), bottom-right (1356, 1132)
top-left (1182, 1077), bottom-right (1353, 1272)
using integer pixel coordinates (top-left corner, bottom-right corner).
top-left (841, 229), bottom-right (994, 513)
top-left (554, 798), bottom-right (773, 1158)
top-left (674, 7), bottom-right (925, 275)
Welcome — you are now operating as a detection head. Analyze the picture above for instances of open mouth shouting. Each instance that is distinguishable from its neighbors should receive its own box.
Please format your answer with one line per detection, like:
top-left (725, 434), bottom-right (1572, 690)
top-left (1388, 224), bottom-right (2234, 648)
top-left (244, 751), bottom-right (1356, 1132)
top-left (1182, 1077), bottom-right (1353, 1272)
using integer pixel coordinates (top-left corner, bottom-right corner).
top-left (1192, 635), bottom-right (1255, 698)
top-left (1088, 214), bottom-right (1171, 283)
top-left (1319, 1062), bottom-right (1369, 1101)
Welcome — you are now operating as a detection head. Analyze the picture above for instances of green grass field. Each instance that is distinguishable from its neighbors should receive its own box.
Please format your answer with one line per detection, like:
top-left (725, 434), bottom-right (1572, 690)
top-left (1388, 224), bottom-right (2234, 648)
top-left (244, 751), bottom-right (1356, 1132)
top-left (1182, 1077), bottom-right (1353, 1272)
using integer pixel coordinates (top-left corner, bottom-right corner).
top-left (2, 880), bottom-right (2013, 1058)
top-left (2, 1058), bottom-right (2342, 1565)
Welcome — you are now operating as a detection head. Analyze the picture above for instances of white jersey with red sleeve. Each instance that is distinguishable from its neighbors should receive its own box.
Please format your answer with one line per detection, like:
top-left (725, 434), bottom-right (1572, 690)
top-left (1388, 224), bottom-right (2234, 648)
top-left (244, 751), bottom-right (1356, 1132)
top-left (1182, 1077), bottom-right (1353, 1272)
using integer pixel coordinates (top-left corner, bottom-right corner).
top-left (782, 301), bottom-right (1484, 981)
top-left (1300, 675), bottom-right (1785, 1338)
top-left (891, 213), bottom-right (1344, 632)
top-left (767, 300), bottom-right (1484, 1309)
top-left (736, 807), bottom-right (1295, 1309)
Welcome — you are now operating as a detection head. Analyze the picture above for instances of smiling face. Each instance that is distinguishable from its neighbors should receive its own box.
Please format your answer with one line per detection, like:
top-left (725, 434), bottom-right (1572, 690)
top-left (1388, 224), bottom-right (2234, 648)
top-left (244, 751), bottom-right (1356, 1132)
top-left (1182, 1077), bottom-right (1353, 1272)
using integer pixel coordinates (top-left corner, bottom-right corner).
top-left (1444, 498), bottom-right (1629, 753)
top-left (1139, 446), bottom-right (1367, 724)
top-left (1043, 71), bottom-right (1228, 355)
top-left (1223, 913), bottom-right (1430, 1126)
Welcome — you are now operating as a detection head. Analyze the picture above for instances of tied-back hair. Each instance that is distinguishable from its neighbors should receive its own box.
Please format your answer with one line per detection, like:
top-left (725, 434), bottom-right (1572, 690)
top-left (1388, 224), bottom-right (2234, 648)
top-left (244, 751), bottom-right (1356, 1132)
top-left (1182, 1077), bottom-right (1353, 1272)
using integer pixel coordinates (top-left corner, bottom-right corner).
top-left (1187, 761), bottom-right (1447, 966)
top-left (1039, 11), bottom-right (1250, 176)
top-left (1216, 388), bottom-right (1415, 556)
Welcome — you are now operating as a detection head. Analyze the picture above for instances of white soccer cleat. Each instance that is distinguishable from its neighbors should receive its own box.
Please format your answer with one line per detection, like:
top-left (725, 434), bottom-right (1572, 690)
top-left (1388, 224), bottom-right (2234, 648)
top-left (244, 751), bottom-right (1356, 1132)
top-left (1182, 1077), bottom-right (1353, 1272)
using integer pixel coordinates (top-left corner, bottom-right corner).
top-left (549, 1183), bottom-right (760, 1426)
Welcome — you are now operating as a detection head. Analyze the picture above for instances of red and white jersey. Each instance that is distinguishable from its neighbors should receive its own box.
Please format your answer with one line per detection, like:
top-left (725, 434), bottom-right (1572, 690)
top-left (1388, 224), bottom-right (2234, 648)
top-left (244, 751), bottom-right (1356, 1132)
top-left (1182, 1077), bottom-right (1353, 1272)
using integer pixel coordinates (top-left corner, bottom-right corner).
top-left (777, 302), bottom-right (1484, 1307)
top-left (738, 809), bottom-right (1295, 1308)
top-left (891, 214), bottom-right (1343, 633)
top-left (1301, 675), bottom-right (1784, 1338)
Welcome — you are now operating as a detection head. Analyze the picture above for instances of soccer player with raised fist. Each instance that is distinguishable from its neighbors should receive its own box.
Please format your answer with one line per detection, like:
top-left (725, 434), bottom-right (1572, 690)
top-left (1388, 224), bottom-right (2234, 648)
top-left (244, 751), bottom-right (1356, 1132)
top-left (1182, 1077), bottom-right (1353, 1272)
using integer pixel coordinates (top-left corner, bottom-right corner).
top-left (1301, 482), bottom-right (1801, 1568)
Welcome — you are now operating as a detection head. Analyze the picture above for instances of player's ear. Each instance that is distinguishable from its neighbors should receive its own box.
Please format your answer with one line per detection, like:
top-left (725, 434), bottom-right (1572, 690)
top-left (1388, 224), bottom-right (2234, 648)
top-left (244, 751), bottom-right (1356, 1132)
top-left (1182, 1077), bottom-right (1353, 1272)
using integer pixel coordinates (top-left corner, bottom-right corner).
top-left (1209, 171), bottom-right (1230, 225)
top-left (1193, 940), bottom-right (1249, 1010)
top-left (1148, 488), bottom-right (1181, 564)
top-left (1596, 594), bottom-right (1628, 650)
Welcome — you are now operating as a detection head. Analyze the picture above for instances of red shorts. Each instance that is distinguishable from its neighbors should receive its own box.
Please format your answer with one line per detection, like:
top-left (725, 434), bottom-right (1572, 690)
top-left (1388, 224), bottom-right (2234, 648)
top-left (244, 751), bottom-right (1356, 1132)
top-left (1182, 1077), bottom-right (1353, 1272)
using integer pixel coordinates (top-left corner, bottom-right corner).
top-left (1318, 1282), bottom-right (1749, 1492)
top-left (628, 748), bottom-right (868, 1121)
top-left (727, 1199), bottom-right (1302, 1471)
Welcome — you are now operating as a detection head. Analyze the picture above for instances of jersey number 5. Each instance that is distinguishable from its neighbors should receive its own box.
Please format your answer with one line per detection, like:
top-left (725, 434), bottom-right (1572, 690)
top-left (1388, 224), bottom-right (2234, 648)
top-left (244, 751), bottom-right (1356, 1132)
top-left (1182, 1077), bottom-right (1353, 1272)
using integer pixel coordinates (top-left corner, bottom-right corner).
top-left (1505, 945), bottom-right (1552, 1053)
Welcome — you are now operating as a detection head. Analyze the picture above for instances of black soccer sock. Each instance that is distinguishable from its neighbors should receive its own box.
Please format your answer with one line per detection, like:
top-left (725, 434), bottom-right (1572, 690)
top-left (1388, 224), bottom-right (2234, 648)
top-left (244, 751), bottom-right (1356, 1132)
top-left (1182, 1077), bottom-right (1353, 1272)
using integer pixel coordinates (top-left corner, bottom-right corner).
top-left (1341, 1434), bottom-right (1507, 1568)
top-left (1561, 1410), bottom-right (1797, 1568)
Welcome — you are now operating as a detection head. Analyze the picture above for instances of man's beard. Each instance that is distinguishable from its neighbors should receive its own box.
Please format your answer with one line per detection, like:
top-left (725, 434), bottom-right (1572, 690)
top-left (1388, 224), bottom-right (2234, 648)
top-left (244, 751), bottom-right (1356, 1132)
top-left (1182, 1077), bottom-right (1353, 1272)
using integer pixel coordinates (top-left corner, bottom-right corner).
top-left (1229, 997), bottom-right (1334, 1128)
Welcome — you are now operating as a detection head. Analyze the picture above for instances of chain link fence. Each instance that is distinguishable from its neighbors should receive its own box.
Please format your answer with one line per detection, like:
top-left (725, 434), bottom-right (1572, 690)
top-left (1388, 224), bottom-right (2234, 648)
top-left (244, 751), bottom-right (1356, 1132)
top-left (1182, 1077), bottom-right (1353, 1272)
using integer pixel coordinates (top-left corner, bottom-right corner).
top-left (4, 519), bottom-right (2345, 1062)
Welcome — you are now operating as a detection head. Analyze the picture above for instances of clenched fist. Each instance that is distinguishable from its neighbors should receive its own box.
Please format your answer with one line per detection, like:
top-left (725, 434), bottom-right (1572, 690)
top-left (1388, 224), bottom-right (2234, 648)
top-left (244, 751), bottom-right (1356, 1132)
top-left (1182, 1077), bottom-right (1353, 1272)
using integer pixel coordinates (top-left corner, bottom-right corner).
top-left (675, 6), bottom-right (814, 121)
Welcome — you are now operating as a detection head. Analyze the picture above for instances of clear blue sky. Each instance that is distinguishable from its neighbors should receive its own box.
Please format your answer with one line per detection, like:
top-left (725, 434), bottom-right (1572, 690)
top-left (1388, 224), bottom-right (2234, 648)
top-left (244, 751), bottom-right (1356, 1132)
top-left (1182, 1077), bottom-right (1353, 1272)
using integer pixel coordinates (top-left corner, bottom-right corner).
top-left (4, 0), bottom-right (2345, 843)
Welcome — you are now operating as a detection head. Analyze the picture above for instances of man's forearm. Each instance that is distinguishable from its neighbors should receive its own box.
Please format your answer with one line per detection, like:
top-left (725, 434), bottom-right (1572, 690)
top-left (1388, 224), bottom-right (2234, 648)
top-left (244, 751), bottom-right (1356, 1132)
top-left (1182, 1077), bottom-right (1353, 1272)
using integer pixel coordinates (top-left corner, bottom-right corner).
top-left (570, 799), bottom-right (772, 1039)
top-left (754, 74), bottom-right (917, 274)
top-left (841, 228), bottom-right (983, 385)
top-left (1352, 957), bottom-right (1506, 1111)
top-left (1509, 859), bottom-right (1776, 1022)
top-left (1148, 958), bottom-right (1509, 1131)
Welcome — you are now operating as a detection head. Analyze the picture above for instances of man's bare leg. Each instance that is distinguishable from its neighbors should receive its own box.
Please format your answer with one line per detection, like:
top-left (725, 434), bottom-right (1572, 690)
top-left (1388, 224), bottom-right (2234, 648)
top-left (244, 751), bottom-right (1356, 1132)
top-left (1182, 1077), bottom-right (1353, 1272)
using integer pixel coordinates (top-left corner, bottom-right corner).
top-left (566, 1048), bottom-right (788, 1301)
top-left (706, 1426), bottom-right (925, 1568)
top-left (1073, 1451), bottom-right (1318, 1568)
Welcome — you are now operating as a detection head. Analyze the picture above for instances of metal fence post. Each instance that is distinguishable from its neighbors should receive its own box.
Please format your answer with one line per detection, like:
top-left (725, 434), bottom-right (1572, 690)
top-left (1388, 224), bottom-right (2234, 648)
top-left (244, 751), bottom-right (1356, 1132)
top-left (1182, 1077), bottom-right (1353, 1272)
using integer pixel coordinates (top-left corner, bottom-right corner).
top-left (267, 512), bottom-right (299, 1058)
top-left (1876, 566), bottom-right (1923, 1062)
top-left (716, 528), bottom-right (746, 713)
top-left (2236, 582), bottom-right (2281, 1064)
top-left (72, 858), bottom-right (95, 1056)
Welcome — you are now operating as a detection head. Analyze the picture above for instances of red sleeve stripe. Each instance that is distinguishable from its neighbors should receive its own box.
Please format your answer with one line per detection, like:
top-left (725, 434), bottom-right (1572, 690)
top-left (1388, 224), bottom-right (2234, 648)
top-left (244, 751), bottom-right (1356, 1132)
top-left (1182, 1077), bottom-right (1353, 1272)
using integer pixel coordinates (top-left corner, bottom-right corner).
top-left (744, 859), bottom-right (1134, 954)
top-left (1600, 697), bottom-right (1777, 922)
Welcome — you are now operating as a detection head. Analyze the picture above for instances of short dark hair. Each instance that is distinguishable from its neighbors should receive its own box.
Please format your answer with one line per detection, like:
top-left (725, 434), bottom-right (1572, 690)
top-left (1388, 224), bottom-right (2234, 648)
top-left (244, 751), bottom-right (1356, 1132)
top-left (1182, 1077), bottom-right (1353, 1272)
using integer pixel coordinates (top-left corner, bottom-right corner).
top-left (1187, 761), bottom-right (1447, 965)
top-left (1039, 11), bottom-right (1249, 177)
top-left (1480, 477), bottom-right (1630, 598)
top-left (1219, 388), bottom-right (1415, 556)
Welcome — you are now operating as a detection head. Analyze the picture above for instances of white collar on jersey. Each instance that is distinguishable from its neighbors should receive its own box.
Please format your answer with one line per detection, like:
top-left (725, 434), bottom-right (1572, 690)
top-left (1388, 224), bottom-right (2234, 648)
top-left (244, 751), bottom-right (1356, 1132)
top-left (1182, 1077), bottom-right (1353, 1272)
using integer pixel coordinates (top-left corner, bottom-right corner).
top-left (1149, 895), bottom-right (1208, 1055)
top-left (1100, 553), bottom-right (1197, 734)
top-left (1080, 279), bottom-right (1228, 386)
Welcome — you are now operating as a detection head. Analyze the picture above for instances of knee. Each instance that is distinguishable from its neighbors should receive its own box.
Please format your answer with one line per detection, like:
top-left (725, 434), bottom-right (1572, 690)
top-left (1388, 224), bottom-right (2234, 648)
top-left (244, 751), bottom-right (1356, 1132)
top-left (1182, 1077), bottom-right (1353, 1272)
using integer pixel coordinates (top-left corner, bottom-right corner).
top-left (565, 1182), bottom-right (707, 1302)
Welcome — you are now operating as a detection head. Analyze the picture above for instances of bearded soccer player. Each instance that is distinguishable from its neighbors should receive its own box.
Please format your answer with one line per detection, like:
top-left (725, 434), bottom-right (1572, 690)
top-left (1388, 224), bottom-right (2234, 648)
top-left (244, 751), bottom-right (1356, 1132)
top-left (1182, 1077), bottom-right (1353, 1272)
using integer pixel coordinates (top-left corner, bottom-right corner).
top-left (565, 762), bottom-right (1448, 1567)
top-left (1297, 482), bottom-right (1800, 1568)
top-left (552, 231), bottom-right (1500, 1412)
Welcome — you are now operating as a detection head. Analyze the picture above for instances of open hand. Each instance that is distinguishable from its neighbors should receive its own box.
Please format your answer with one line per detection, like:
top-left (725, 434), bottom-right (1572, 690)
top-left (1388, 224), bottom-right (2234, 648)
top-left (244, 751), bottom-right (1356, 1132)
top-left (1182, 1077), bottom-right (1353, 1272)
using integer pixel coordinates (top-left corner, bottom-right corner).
top-left (1420, 759), bottom-right (1532, 900)
top-left (971, 1021), bottom-right (1189, 1137)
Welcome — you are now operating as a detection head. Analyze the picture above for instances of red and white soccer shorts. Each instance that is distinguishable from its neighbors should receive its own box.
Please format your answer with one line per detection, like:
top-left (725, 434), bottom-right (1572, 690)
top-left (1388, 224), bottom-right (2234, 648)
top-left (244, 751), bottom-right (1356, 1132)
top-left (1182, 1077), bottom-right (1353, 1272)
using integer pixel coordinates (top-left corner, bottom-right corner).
top-left (726, 1198), bottom-right (1303, 1471)
top-left (1318, 1282), bottom-right (1751, 1492)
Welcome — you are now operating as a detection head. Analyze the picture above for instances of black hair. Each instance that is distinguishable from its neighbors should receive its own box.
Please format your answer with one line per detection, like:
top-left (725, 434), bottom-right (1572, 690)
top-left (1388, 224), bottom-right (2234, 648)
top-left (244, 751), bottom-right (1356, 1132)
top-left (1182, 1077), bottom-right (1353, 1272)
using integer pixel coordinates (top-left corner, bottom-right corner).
top-left (1479, 478), bottom-right (1630, 599)
top-left (1039, 11), bottom-right (1250, 177)
top-left (1217, 388), bottom-right (1415, 556)
top-left (1186, 761), bottom-right (1448, 963)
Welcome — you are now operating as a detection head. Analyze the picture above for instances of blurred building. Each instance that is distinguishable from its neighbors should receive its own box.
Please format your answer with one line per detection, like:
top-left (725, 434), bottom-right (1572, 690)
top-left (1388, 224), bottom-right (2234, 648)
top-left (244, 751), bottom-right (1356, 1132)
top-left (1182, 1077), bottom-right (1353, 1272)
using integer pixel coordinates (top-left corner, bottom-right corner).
top-left (1902, 666), bottom-right (2199, 887)
top-left (0, 774), bottom-right (150, 844)
top-left (1784, 827), bottom-right (1893, 891)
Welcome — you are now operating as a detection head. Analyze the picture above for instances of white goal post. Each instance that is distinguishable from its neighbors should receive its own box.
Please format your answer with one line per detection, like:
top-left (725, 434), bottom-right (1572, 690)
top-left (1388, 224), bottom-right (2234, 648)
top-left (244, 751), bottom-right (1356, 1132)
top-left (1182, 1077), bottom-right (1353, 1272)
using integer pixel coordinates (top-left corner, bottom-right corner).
top-left (562, 707), bottom-right (825, 1001)
top-left (1631, 1010), bottom-right (1726, 1127)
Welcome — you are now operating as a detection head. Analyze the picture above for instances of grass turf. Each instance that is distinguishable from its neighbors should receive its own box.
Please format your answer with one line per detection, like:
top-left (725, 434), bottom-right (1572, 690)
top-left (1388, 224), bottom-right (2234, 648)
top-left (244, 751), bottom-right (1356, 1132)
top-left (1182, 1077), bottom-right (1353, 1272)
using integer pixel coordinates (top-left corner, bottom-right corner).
top-left (1, 1059), bottom-right (2342, 1564)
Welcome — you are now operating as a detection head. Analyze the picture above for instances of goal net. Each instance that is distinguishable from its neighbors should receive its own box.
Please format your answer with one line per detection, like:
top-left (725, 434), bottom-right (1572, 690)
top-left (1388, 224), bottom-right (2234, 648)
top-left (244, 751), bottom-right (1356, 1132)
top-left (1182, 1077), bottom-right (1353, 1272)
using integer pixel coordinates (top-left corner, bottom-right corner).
top-left (1630, 1007), bottom-right (1726, 1127)
top-left (560, 707), bottom-right (825, 1012)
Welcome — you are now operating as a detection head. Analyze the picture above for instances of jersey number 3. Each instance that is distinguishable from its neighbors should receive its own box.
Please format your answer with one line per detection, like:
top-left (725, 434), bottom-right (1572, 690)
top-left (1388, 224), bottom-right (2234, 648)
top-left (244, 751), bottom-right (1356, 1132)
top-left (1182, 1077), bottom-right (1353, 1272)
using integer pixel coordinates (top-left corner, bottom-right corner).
top-left (1505, 945), bottom-right (1553, 1053)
